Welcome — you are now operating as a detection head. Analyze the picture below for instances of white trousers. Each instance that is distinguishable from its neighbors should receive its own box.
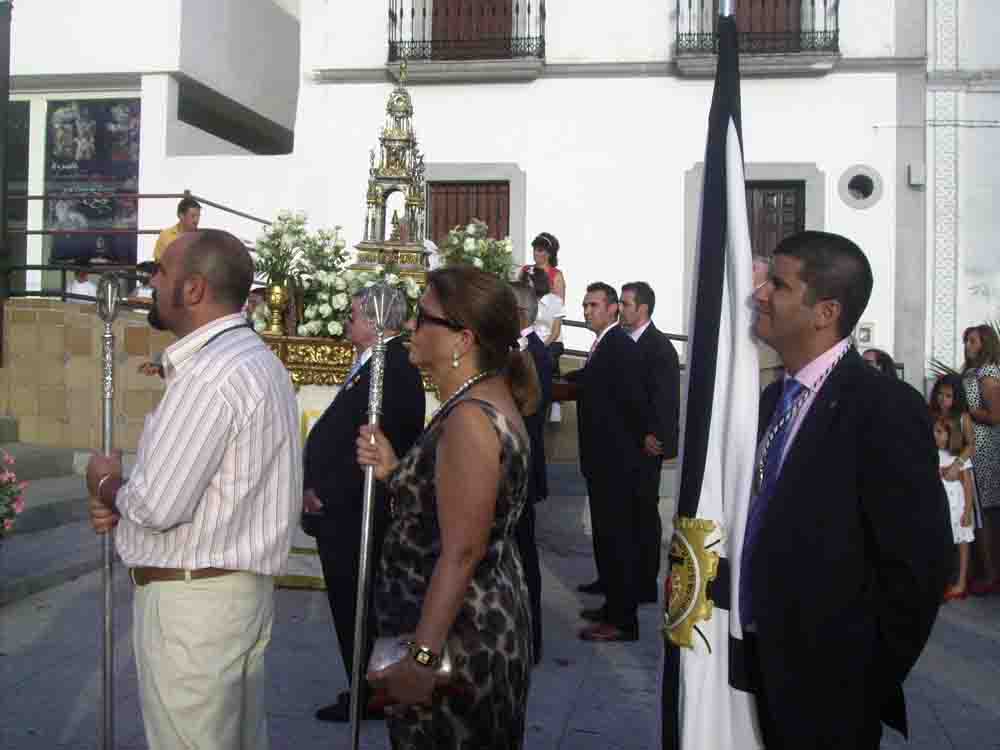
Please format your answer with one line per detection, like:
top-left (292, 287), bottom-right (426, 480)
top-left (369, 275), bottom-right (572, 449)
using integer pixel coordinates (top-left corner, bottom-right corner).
top-left (132, 572), bottom-right (274, 750)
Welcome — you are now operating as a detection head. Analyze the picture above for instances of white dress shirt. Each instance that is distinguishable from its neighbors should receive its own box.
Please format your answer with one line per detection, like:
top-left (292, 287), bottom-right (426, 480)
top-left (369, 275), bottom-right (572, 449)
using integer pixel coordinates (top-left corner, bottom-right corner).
top-left (628, 320), bottom-right (652, 343)
top-left (114, 313), bottom-right (302, 576)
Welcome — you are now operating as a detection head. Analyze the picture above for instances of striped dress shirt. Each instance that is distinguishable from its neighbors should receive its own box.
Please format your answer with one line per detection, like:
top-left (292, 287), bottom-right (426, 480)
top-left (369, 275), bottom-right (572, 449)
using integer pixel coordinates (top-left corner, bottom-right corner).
top-left (113, 313), bottom-right (302, 576)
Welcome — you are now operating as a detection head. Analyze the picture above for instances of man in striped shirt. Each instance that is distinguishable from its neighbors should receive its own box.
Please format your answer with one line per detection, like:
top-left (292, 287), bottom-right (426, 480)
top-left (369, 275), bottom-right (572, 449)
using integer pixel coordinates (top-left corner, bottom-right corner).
top-left (87, 229), bottom-right (301, 750)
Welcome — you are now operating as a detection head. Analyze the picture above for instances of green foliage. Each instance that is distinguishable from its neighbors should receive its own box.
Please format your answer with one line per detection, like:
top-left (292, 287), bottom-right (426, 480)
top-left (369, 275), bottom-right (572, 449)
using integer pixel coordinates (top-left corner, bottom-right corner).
top-left (439, 219), bottom-right (514, 280)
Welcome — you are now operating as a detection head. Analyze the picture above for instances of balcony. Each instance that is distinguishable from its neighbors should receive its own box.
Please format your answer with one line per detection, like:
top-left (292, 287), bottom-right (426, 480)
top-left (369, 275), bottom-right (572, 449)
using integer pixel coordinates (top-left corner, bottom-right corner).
top-left (675, 0), bottom-right (840, 77)
top-left (387, 1), bottom-right (546, 83)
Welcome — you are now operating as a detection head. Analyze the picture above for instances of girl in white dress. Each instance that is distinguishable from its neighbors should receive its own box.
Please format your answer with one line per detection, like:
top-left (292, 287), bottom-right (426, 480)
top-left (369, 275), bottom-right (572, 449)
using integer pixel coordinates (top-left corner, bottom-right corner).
top-left (935, 417), bottom-right (975, 600)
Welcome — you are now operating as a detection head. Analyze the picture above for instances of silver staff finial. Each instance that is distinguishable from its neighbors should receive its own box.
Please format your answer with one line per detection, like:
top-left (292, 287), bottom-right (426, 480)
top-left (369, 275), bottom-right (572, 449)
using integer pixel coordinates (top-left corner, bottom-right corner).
top-left (363, 282), bottom-right (404, 333)
top-left (719, 0), bottom-right (735, 16)
top-left (96, 273), bottom-right (121, 324)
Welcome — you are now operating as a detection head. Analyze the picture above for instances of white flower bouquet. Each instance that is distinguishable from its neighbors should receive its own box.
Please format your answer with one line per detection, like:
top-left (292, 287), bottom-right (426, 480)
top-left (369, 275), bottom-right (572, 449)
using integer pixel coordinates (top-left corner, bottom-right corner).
top-left (439, 219), bottom-right (514, 279)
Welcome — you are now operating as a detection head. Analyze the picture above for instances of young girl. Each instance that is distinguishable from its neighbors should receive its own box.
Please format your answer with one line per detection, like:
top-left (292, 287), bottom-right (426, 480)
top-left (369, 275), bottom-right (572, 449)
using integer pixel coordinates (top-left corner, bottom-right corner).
top-left (935, 417), bottom-right (975, 599)
top-left (930, 374), bottom-right (976, 482)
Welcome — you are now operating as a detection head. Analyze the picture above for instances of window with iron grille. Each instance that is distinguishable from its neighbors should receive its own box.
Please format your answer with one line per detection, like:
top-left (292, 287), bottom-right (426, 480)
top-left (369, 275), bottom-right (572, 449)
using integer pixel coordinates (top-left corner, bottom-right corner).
top-left (427, 181), bottom-right (510, 245)
top-left (389, 1), bottom-right (545, 62)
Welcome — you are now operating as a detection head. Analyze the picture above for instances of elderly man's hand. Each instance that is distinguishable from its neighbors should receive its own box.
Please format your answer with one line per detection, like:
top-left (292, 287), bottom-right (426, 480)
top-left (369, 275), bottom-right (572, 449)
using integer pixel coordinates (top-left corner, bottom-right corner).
top-left (86, 451), bottom-right (122, 497)
top-left (89, 496), bottom-right (120, 534)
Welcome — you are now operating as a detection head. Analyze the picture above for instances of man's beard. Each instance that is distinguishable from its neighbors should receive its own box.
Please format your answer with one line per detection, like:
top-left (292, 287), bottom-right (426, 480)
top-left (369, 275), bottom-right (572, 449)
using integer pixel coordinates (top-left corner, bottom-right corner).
top-left (147, 290), bottom-right (167, 331)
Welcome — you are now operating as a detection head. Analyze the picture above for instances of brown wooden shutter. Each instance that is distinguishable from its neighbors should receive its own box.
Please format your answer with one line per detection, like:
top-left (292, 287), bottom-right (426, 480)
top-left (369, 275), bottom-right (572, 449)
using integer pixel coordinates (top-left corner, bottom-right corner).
top-left (714, 0), bottom-right (802, 49)
top-left (432, 1), bottom-right (513, 60)
top-left (745, 182), bottom-right (805, 257)
top-left (428, 182), bottom-right (510, 245)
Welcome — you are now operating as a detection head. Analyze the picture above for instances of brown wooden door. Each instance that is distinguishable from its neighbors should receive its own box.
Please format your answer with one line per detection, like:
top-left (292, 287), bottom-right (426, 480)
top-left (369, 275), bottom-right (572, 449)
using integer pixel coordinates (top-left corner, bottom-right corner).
top-left (715, 0), bottom-right (801, 50)
top-left (745, 182), bottom-right (804, 257)
top-left (432, 1), bottom-right (513, 60)
top-left (428, 182), bottom-right (510, 245)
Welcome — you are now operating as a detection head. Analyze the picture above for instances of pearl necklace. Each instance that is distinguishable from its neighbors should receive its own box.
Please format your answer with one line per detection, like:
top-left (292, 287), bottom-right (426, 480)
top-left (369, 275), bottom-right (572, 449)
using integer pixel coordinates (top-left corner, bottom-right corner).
top-left (430, 369), bottom-right (498, 425)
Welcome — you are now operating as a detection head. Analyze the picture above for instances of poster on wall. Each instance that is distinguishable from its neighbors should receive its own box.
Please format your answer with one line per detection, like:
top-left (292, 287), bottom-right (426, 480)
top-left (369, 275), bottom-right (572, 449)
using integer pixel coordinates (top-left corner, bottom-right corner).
top-left (44, 99), bottom-right (140, 265)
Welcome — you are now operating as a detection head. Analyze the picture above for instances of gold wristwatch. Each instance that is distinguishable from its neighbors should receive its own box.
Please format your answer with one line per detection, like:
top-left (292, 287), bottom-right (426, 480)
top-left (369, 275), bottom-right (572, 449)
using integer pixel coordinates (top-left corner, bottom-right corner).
top-left (409, 642), bottom-right (441, 669)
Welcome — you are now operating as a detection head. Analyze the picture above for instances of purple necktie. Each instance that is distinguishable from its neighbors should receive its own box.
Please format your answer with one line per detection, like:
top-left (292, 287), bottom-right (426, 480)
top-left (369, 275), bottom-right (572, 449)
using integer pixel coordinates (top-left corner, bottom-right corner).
top-left (739, 377), bottom-right (805, 627)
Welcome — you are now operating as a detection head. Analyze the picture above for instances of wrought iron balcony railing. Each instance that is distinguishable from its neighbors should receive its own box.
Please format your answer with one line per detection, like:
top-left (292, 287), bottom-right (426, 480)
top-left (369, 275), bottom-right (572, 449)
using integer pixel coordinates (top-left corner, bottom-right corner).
top-left (676, 0), bottom-right (839, 56)
top-left (388, 1), bottom-right (545, 63)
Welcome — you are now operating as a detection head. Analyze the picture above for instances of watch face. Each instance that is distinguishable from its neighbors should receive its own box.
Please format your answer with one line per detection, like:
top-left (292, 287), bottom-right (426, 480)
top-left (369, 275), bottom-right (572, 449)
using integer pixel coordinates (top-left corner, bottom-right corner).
top-left (415, 651), bottom-right (432, 666)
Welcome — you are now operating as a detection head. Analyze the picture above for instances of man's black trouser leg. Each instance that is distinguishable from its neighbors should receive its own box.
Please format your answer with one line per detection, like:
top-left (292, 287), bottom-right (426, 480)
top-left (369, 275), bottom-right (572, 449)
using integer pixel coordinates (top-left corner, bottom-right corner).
top-left (638, 456), bottom-right (664, 600)
top-left (588, 474), bottom-right (640, 629)
top-left (514, 501), bottom-right (543, 662)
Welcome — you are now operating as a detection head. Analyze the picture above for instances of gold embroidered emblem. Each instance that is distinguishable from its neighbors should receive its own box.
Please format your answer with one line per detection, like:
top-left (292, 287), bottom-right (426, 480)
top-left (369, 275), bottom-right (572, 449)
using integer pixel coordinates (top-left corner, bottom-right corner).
top-left (663, 517), bottom-right (720, 649)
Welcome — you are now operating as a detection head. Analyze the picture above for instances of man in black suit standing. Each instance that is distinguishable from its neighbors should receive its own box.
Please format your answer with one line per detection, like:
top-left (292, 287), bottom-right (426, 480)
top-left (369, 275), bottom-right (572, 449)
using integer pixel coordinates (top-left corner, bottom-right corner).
top-left (620, 281), bottom-right (680, 604)
top-left (511, 280), bottom-right (553, 663)
top-left (740, 231), bottom-right (951, 748)
top-left (302, 288), bottom-right (425, 722)
top-left (568, 282), bottom-right (646, 641)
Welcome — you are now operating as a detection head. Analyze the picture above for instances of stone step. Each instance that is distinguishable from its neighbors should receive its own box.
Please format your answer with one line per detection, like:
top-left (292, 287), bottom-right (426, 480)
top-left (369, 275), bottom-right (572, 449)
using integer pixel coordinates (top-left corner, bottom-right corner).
top-left (0, 519), bottom-right (105, 607)
top-left (0, 442), bottom-right (77, 481)
top-left (13, 475), bottom-right (91, 535)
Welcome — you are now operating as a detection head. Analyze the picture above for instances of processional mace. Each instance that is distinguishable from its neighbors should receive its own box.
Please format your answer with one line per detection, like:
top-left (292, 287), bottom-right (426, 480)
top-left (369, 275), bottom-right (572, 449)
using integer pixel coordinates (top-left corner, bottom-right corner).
top-left (96, 272), bottom-right (122, 750)
top-left (350, 283), bottom-right (404, 750)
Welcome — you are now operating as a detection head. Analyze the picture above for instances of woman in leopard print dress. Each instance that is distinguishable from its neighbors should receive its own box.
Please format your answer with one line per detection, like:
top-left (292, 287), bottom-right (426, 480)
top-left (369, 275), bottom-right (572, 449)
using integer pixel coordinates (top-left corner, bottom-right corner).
top-left (358, 267), bottom-right (539, 749)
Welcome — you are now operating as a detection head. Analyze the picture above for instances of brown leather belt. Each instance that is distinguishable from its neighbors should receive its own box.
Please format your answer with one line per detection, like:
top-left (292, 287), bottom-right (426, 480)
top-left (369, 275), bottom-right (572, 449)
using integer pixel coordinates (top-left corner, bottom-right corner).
top-left (129, 566), bottom-right (234, 586)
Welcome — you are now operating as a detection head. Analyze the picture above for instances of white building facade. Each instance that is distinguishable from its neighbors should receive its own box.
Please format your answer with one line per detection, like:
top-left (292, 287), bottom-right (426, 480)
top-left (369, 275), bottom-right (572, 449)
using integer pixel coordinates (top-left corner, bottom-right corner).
top-left (7, 0), bottom-right (998, 385)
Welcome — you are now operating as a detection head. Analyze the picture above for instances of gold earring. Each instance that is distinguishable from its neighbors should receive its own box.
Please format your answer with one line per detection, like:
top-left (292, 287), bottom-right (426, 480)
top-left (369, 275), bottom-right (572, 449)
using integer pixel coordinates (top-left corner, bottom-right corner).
top-left (452, 351), bottom-right (460, 369)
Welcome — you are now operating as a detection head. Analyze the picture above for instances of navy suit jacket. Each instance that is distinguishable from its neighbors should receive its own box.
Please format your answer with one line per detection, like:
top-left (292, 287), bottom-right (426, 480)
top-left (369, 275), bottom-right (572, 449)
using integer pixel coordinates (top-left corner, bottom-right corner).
top-left (634, 322), bottom-right (680, 460)
top-left (567, 324), bottom-right (645, 483)
top-left (302, 337), bottom-right (425, 537)
top-left (523, 330), bottom-right (552, 501)
top-left (746, 349), bottom-right (951, 746)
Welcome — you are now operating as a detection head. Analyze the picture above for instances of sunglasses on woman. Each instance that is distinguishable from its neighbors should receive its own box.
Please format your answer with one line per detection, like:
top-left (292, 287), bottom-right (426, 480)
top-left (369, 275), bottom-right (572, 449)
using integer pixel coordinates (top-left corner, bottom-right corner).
top-left (415, 306), bottom-right (465, 332)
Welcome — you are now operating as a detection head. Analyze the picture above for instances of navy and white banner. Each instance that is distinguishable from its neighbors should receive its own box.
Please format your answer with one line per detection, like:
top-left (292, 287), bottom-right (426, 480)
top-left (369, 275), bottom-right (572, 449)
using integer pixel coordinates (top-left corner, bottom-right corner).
top-left (661, 13), bottom-right (761, 750)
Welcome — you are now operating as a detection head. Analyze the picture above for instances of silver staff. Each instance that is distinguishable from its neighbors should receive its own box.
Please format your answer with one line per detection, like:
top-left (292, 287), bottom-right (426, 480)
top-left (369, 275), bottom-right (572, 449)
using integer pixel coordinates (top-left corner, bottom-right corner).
top-left (96, 273), bottom-right (121, 750)
top-left (350, 283), bottom-right (404, 749)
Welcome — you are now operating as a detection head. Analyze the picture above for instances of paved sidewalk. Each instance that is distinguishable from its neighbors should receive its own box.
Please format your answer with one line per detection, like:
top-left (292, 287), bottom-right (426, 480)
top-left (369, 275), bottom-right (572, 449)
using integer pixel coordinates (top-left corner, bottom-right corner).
top-left (1, 464), bottom-right (999, 748)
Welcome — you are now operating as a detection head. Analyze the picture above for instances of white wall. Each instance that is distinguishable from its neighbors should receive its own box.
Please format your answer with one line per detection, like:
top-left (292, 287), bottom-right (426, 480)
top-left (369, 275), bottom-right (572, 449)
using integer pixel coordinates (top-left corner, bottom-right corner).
top-left (839, 1), bottom-right (896, 58)
top-left (546, 0), bottom-right (670, 63)
top-left (11, 0), bottom-right (182, 75)
top-left (179, 0), bottom-right (301, 129)
top-left (957, 90), bottom-right (1000, 333)
top-left (958, 0), bottom-right (1000, 69)
top-left (135, 69), bottom-right (899, 355)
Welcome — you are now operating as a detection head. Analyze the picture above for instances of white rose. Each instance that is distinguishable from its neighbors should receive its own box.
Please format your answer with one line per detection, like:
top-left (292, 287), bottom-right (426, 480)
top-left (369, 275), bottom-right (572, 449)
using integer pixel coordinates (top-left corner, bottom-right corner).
top-left (374, 264), bottom-right (385, 274)
top-left (253, 319), bottom-right (267, 333)
top-left (407, 285), bottom-right (420, 300)
top-left (294, 210), bottom-right (307, 223)
top-left (334, 277), bottom-right (347, 291)
top-left (307, 320), bottom-right (323, 336)
top-left (318, 303), bottom-right (333, 317)
top-left (364, 280), bottom-right (375, 288)
top-left (334, 293), bottom-right (350, 310)
top-left (463, 237), bottom-right (477, 252)
top-left (327, 321), bottom-right (343, 337)
top-left (473, 257), bottom-right (484, 269)
top-left (297, 324), bottom-right (310, 336)
top-left (503, 238), bottom-right (513, 253)
top-left (343, 270), bottom-right (356, 282)
top-left (304, 304), bottom-right (317, 320)
top-left (386, 273), bottom-right (400, 286)
top-left (318, 291), bottom-right (330, 302)
top-left (466, 223), bottom-right (477, 236)
top-left (277, 209), bottom-right (292, 221)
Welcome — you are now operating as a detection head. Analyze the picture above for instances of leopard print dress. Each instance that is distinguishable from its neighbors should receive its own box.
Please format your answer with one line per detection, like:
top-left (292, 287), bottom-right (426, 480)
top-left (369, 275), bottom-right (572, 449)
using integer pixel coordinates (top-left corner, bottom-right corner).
top-left (375, 397), bottom-right (533, 750)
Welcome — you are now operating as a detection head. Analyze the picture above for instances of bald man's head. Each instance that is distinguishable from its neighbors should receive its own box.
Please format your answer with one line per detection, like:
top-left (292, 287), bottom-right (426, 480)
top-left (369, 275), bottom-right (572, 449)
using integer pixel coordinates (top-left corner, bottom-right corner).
top-left (178, 229), bottom-right (254, 311)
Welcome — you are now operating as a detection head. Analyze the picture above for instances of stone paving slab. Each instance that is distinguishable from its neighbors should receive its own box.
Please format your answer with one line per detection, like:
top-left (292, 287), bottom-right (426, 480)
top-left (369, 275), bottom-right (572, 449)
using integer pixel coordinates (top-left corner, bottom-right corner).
top-left (1, 478), bottom-right (998, 748)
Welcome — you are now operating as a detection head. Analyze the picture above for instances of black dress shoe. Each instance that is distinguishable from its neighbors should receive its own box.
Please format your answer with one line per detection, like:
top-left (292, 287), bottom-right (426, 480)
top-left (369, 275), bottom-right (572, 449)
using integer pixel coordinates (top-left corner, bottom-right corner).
top-left (577, 580), bottom-right (605, 595)
top-left (580, 605), bottom-right (608, 622)
top-left (315, 691), bottom-right (385, 722)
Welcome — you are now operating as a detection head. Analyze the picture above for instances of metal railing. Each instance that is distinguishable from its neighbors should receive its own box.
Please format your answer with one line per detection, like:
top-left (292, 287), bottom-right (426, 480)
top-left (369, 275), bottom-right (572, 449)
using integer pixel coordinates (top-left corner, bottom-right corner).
top-left (2, 190), bottom-right (269, 297)
top-left (676, 0), bottom-right (839, 55)
top-left (388, 0), bottom-right (546, 62)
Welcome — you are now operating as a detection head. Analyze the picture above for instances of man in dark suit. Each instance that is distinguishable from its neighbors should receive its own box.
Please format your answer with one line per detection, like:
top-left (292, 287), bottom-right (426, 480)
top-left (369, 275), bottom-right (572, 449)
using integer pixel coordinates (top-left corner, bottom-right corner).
top-left (567, 282), bottom-right (646, 641)
top-left (302, 289), bottom-right (425, 722)
top-left (740, 231), bottom-right (951, 748)
top-left (511, 280), bottom-right (553, 663)
top-left (620, 281), bottom-right (680, 604)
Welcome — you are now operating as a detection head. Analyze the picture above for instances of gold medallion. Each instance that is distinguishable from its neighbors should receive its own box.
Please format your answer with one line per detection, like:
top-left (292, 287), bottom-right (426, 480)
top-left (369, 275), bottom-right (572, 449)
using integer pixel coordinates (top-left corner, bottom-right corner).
top-left (663, 517), bottom-right (720, 649)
